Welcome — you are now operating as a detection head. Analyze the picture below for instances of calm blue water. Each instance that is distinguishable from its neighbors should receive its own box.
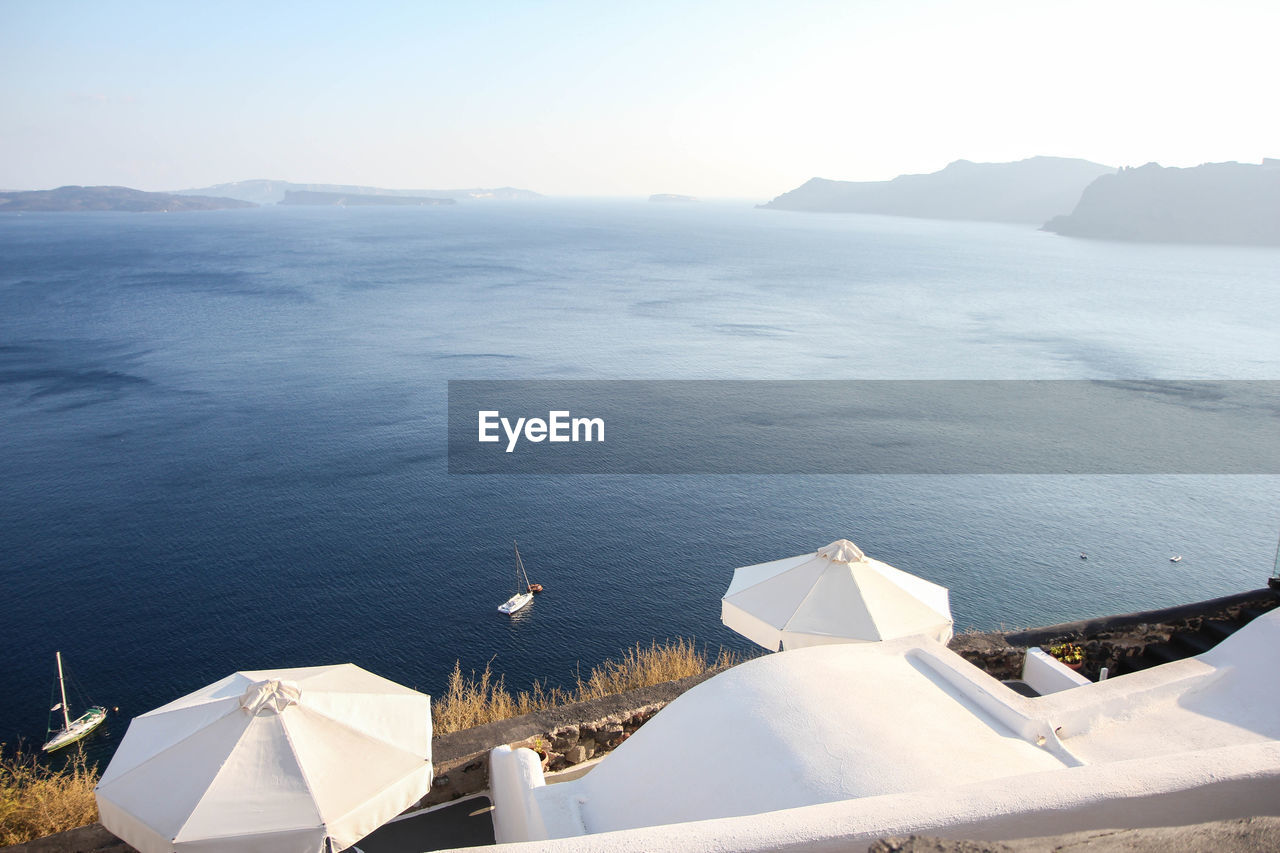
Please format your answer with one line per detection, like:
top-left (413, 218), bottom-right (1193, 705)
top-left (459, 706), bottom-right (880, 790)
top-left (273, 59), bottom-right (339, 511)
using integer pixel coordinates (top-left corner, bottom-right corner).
top-left (2, 201), bottom-right (1278, 763)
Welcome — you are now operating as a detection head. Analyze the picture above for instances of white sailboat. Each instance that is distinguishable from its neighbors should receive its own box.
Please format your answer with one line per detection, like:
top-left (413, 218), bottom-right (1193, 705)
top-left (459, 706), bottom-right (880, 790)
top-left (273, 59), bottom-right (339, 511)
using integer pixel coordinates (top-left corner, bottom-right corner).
top-left (42, 651), bottom-right (106, 752)
top-left (498, 542), bottom-right (537, 615)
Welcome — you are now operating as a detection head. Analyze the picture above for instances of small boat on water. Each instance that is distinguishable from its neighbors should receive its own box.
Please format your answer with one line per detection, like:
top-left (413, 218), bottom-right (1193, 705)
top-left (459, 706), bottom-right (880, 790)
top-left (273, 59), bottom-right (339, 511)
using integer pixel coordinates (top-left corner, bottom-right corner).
top-left (42, 651), bottom-right (106, 752)
top-left (498, 590), bottom-right (532, 615)
top-left (498, 542), bottom-right (542, 614)
top-left (1171, 555), bottom-right (1183, 563)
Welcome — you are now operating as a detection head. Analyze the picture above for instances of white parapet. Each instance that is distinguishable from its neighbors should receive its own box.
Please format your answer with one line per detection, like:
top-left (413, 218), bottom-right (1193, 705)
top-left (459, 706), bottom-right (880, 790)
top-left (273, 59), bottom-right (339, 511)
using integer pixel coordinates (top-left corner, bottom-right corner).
top-left (1022, 647), bottom-right (1091, 695)
top-left (490, 745), bottom-right (550, 843)
top-left (465, 740), bottom-right (1280, 853)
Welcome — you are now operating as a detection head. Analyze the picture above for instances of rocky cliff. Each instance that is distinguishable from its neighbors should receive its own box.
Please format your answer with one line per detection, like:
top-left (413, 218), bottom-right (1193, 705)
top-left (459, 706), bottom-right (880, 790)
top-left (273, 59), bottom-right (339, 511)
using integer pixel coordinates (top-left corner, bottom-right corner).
top-left (1043, 160), bottom-right (1280, 246)
top-left (760, 156), bottom-right (1114, 224)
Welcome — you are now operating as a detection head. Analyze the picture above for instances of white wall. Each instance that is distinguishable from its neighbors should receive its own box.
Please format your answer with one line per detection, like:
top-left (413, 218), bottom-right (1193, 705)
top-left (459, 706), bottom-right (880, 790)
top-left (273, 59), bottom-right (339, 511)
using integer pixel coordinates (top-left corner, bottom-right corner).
top-left (1022, 647), bottom-right (1091, 695)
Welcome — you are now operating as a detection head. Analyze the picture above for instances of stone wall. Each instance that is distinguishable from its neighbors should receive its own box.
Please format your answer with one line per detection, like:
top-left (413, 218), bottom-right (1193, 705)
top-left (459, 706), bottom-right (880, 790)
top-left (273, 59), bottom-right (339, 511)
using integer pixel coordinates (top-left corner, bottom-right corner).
top-left (947, 587), bottom-right (1279, 681)
top-left (421, 668), bottom-right (722, 807)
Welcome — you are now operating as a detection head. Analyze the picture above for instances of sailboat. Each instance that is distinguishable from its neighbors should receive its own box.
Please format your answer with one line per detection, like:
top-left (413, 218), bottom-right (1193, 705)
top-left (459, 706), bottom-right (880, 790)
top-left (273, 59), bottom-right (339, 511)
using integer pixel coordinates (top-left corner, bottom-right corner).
top-left (497, 541), bottom-right (539, 615)
top-left (42, 651), bottom-right (107, 752)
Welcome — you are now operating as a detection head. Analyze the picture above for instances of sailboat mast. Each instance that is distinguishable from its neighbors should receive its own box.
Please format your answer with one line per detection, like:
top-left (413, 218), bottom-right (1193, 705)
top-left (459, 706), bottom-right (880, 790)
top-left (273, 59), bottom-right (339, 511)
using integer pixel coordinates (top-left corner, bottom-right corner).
top-left (56, 651), bottom-right (71, 730)
top-left (1272, 530), bottom-right (1280, 580)
top-left (514, 541), bottom-right (529, 590)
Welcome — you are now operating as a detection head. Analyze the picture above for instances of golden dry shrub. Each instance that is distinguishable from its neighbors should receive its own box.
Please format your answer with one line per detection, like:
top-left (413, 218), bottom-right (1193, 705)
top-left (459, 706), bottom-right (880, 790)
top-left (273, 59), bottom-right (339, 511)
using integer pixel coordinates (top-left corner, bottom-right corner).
top-left (431, 638), bottom-right (742, 734)
top-left (0, 744), bottom-right (100, 846)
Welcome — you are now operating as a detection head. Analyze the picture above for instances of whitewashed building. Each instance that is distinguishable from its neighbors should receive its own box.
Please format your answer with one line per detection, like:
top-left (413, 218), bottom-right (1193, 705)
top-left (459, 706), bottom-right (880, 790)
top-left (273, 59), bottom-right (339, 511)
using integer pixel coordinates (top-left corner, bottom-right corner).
top-left (485, 607), bottom-right (1280, 851)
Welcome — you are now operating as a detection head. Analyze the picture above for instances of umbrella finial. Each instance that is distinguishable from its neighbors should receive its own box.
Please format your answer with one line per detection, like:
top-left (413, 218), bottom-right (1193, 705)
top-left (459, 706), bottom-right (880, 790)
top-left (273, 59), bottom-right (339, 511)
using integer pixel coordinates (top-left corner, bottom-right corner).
top-left (817, 539), bottom-right (866, 564)
top-left (240, 679), bottom-right (302, 716)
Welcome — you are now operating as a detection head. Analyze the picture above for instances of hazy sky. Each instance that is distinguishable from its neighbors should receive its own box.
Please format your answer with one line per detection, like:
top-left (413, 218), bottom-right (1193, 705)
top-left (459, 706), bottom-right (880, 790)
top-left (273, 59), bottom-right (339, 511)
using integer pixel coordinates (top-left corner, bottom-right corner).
top-left (2, 0), bottom-right (1277, 198)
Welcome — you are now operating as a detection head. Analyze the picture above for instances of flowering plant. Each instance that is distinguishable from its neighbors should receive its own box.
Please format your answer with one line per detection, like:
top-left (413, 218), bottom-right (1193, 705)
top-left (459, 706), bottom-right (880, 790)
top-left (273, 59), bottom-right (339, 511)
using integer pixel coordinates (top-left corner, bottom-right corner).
top-left (1048, 642), bottom-right (1084, 665)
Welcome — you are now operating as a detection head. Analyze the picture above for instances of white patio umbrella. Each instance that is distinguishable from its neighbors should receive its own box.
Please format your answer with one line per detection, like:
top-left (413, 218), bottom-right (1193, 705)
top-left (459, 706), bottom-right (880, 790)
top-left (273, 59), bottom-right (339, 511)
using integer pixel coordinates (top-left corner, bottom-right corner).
top-left (95, 664), bottom-right (433, 853)
top-left (721, 539), bottom-right (953, 651)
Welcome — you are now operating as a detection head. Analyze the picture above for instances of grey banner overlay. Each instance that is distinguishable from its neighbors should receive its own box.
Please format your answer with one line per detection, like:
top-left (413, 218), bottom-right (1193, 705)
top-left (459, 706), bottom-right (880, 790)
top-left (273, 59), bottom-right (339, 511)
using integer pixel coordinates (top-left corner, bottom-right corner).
top-left (447, 380), bottom-right (1280, 474)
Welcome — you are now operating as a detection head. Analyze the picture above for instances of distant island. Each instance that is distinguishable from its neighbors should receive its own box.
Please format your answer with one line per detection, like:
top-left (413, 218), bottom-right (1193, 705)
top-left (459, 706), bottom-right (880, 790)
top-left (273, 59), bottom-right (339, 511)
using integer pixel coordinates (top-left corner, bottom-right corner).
top-left (1042, 160), bottom-right (1280, 246)
top-left (177, 180), bottom-right (541, 205)
top-left (280, 190), bottom-right (455, 207)
top-left (650, 194), bottom-right (698, 203)
top-left (0, 186), bottom-right (256, 213)
top-left (760, 156), bottom-right (1114, 224)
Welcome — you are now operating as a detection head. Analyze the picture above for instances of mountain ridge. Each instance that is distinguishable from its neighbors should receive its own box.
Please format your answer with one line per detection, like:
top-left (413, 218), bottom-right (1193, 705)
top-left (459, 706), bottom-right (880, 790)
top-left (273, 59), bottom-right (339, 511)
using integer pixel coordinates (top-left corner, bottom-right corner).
top-left (280, 190), bottom-right (455, 207)
top-left (760, 156), bottom-right (1115, 224)
top-left (0, 185), bottom-right (256, 212)
top-left (176, 179), bottom-right (541, 205)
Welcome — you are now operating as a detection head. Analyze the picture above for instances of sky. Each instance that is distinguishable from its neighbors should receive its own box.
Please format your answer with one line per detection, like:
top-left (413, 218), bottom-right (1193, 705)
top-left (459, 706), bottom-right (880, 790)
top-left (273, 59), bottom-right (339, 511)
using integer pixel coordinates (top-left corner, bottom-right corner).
top-left (1, 0), bottom-right (1278, 198)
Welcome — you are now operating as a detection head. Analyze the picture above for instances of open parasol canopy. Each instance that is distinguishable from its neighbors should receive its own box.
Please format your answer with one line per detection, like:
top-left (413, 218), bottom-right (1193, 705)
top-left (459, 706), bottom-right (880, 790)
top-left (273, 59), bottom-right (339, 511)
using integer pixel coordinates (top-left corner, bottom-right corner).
top-left (721, 539), bottom-right (953, 651)
top-left (95, 664), bottom-right (433, 853)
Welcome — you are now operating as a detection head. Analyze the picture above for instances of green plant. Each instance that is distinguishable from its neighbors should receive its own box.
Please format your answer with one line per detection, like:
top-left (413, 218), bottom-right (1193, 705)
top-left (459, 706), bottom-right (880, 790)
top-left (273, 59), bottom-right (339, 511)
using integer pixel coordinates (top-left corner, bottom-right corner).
top-left (1048, 642), bottom-right (1084, 665)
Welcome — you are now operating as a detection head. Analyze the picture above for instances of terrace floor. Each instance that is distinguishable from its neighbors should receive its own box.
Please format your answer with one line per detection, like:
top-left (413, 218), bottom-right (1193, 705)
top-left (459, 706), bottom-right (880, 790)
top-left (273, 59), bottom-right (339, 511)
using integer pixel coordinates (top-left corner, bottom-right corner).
top-left (347, 797), bottom-right (495, 853)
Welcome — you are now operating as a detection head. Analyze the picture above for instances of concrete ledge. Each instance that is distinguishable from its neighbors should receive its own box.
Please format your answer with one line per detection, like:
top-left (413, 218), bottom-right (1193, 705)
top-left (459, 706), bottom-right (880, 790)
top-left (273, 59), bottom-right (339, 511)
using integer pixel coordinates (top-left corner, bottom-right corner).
top-left (2, 823), bottom-right (134, 853)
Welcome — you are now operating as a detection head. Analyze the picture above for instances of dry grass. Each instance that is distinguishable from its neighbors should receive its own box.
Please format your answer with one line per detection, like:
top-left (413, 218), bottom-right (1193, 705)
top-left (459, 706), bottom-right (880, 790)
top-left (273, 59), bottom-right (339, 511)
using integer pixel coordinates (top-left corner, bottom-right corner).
top-left (433, 638), bottom-right (742, 734)
top-left (0, 744), bottom-right (100, 846)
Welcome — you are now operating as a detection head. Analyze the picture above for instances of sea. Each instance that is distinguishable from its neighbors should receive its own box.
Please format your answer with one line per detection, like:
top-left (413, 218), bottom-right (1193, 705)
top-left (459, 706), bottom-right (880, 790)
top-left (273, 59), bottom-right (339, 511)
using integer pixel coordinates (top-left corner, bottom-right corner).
top-left (2, 199), bottom-right (1278, 764)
